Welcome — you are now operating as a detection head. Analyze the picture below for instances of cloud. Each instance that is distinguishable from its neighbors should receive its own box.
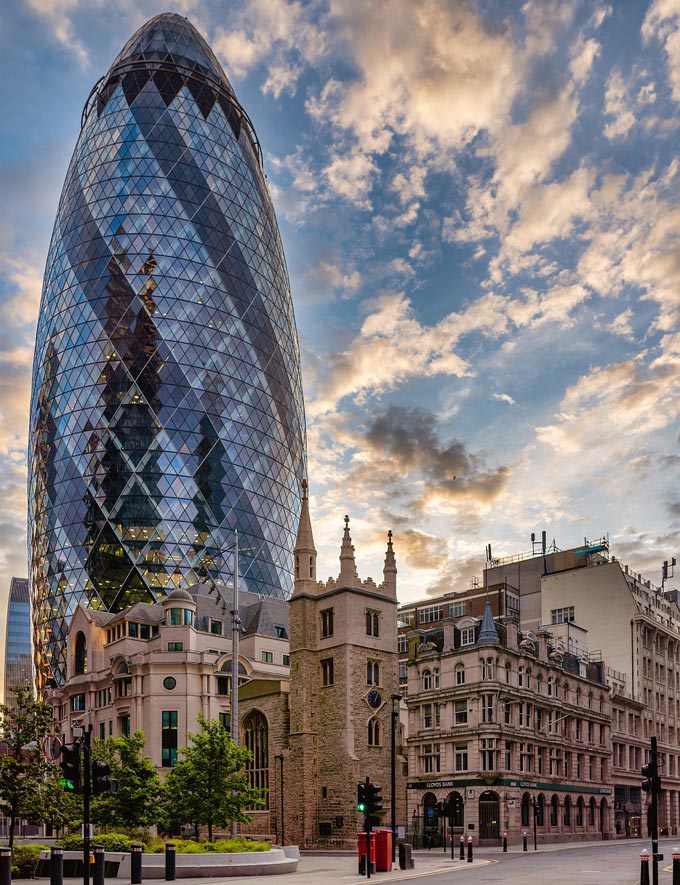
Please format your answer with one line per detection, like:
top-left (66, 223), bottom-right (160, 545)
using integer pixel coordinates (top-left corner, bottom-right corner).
top-left (643, 0), bottom-right (680, 101)
top-left (212, 0), bottom-right (325, 96)
top-left (493, 393), bottom-right (516, 405)
top-left (25, 0), bottom-right (89, 67)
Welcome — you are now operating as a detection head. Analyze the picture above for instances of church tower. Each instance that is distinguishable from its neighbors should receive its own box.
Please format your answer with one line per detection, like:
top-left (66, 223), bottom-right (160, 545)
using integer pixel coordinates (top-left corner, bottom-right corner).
top-left (287, 487), bottom-right (400, 847)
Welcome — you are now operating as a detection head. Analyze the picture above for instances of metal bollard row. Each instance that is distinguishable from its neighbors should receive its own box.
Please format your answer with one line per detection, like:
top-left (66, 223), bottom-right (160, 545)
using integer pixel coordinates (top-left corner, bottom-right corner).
top-left (131, 843), bottom-right (144, 885)
top-left (459, 835), bottom-right (464, 860)
top-left (467, 835), bottom-right (473, 863)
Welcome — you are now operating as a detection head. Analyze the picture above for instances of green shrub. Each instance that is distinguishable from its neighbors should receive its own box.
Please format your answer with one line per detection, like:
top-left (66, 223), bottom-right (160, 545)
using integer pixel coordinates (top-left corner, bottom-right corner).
top-left (11, 844), bottom-right (43, 879)
top-left (58, 833), bottom-right (134, 852)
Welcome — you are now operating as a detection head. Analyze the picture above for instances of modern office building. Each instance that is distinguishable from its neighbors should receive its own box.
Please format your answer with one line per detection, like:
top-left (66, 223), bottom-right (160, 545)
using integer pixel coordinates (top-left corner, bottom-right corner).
top-left (29, 13), bottom-right (306, 690)
top-left (3, 578), bottom-right (32, 705)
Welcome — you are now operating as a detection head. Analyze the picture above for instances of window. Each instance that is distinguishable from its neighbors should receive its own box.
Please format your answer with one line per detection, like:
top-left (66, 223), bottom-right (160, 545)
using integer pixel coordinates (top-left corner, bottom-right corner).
top-left (283, 654), bottom-right (290, 666)
top-left (169, 608), bottom-right (182, 625)
top-left (420, 605), bottom-right (443, 624)
top-left (521, 793), bottom-right (531, 827)
top-left (367, 660), bottom-right (380, 685)
top-left (321, 608), bottom-right (334, 638)
top-left (210, 619), bottom-right (222, 635)
top-left (454, 700), bottom-right (467, 725)
top-left (321, 658), bottom-right (334, 687)
top-left (450, 601), bottom-right (467, 617)
top-left (435, 703), bottom-right (441, 727)
top-left (504, 741), bottom-right (514, 770)
top-left (99, 722), bottom-right (106, 740)
top-left (504, 700), bottom-right (512, 725)
top-left (482, 657), bottom-right (494, 680)
top-left (563, 796), bottom-right (571, 826)
top-left (71, 693), bottom-right (86, 712)
top-left (162, 710), bottom-right (178, 767)
top-left (219, 712), bottom-right (231, 731)
top-left (422, 669), bottom-right (432, 691)
top-left (368, 717), bottom-right (381, 746)
top-left (505, 662), bottom-right (511, 684)
top-left (460, 627), bottom-right (475, 646)
top-left (244, 711), bottom-right (268, 809)
top-left (398, 635), bottom-right (408, 654)
top-left (550, 795), bottom-right (558, 827)
top-left (536, 674), bottom-right (542, 694)
top-left (518, 666), bottom-right (524, 688)
top-left (423, 704), bottom-right (432, 728)
top-left (455, 663), bottom-right (465, 685)
top-left (399, 661), bottom-right (407, 679)
top-left (275, 625), bottom-right (287, 639)
top-left (74, 632), bottom-right (87, 675)
top-left (422, 743), bottom-right (440, 773)
top-left (550, 606), bottom-right (575, 625)
top-left (433, 668), bottom-right (440, 688)
top-left (366, 610), bottom-right (380, 637)
top-left (261, 651), bottom-right (274, 664)
top-left (168, 641), bottom-right (183, 651)
top-left (163, 676), bottom-right (176, 690)
top-left (128, 622), bottom-right (138, 638)
top-left (482, 694), bottom-right (494, 723)
top-left (455, 743), bottom-right (468, 771)
top-left (547, 677), bottom-right (553, 696)
top-left (481, 738), bottom-right (496, 771)
top-left (120, 715), bottom-right (130, 737)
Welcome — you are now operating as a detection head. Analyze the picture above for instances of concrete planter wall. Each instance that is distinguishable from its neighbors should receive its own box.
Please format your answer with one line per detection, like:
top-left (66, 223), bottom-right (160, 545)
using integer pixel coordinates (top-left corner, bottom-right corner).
top-left (38, 848), bottom-right (299, 878)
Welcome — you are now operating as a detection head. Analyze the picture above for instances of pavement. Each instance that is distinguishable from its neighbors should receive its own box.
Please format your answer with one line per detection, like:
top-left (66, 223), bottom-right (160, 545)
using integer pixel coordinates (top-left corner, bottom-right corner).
top-left (30, 837), bottom-right (680, 884)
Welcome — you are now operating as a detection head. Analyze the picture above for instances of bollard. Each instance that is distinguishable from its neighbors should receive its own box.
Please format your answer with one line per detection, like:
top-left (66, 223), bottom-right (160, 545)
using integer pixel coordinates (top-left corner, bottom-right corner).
top-left (50, 846), bottom-right (64, 885)
top-left (165, 843), bottom-right (176, 882)
top-left (131, 843), bottom-right (144, 885)
top-left (673, 846), bottom-right (680, 885)
top-left (93, 845), bottom-right (105, 885)
top-left (523, 831), bottom-right (528, 852)
top-left (640, 849), bottom-right (650, 885)
top-left (0, 848), bottom-right (10, 885)
top-left (503, 832), bottom-right (507, 853)
top-left (467, 835), bottom-right (473, 863)
top-left (459, 835), bottom-right (465, 860)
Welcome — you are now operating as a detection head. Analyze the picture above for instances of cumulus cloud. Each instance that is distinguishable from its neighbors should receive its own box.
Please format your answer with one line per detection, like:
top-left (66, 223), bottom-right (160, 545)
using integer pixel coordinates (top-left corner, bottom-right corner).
top-left (493, 393), bottom-right (516, 405)
top-left (212, 0), bottom-right (325, 95)
top-left (26, 0), bottom-right (89, 67)
top-left (604, 70), bottom-right (637, 140)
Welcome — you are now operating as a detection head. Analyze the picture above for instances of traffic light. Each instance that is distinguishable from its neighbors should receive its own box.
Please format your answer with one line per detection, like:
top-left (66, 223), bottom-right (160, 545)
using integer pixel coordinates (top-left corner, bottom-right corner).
top-left (642, 757), bottom-right (661, 795)
top-left (59, 742), bottom-right (81, 793)
top-left (91, 760), bottom-right (112, 796)
top-left (357, 781), bottom-right (367, 813)
top-left (366, 782), bottom-right (383, 815)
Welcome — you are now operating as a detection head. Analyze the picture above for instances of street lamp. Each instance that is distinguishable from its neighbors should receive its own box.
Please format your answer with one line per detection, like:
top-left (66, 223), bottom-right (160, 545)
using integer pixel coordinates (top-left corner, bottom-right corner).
top-left (391, 693), bottom-right (401, 864)
top-left (207, 531), bottom-right (241, 837)
top-left (275, 753), bottom-right (285, 846)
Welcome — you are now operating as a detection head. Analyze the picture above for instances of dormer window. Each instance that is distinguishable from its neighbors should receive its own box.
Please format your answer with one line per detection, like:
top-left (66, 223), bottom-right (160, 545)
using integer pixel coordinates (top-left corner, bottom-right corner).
top-left (168, 608), bottom-right (193, 626)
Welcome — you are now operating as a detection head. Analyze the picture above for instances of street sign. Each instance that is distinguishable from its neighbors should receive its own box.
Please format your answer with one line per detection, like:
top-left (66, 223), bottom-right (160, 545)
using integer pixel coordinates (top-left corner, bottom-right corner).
top-left (42, 734), bottom-right (62, 762)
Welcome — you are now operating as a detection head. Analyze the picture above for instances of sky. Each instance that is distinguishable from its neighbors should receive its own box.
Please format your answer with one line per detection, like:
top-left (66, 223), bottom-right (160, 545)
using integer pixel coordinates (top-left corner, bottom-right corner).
top-left (0, 0), bottom-right (679, 629)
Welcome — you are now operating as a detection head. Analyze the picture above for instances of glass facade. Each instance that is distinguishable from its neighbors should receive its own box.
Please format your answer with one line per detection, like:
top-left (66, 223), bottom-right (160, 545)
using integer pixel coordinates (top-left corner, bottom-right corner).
top-left (4, 578), bottom-right (32, 704)
top-left (29, 14), bottom-right (306, 690)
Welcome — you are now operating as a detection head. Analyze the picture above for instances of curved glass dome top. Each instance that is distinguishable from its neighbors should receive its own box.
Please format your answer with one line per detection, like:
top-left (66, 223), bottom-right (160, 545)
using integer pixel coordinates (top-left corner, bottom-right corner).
top-left (29, 13), bottom-right (306, 689)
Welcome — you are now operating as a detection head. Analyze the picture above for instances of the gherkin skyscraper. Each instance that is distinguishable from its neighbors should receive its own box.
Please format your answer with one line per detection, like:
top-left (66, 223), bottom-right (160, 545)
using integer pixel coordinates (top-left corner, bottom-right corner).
top-left (29, 14), bottom-right (306, 690)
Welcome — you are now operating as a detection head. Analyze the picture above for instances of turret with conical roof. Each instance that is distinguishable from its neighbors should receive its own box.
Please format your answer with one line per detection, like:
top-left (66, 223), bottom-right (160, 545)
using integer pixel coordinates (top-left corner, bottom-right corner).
top-left (477, 600), bottom-right (501, 647)
top-left (292, 479), bottom-right (317, 596)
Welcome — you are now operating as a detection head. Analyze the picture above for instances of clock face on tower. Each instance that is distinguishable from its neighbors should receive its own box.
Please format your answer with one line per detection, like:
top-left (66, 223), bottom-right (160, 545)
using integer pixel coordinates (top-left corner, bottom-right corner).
top-left (367, 689), bottom-right (382, 709)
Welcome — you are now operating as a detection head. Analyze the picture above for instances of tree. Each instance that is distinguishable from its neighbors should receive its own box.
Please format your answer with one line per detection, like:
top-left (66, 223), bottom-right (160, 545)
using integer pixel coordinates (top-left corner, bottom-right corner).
top-left (160, 714), bottom-right (264, 841)
top-left (0, 683), bottom-right (55, 848)
top-left (91, 731), bottom-right (162, 829)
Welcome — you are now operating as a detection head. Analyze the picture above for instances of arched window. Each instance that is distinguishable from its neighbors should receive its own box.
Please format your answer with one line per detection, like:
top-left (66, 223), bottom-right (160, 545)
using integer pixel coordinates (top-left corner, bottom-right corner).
top-left (368, 717), bottom-right (380, 746)
top-left (505, 662), bottom-right (511, 684)
top-left (433, 668), bottom-right (440, 689)
top-left (367, 660), bottom-right (380, 685)
top-left (455, 663), bottom-right (465, 685)
top-left (576, 687), bottom-right (581, 706)
top-left (482, 657), bottom-right (494, 680)
top-left (536, 674), bottom-right (542, 694)
top-left (243, 710), bottom-right (268, 809)
top-left (422, 669), bottom-right (432, 691)
top-left (588, 692), bottom-right (593, 709)
top-left (576, 797), bottom-right (584, 827)
top-left (547, 676), bottom-right (553, 696)
top-left (74, 631), bottom-right (87, 676)
top-left (518, 666), bottom-right (524, 688)
top-left (525, 668), bottom-right (531, 690)
top-left (521, 792), bottom-right (531, 827)
top-left (550, 795), bottom-right (558, 827)
top-left (588, 797), bottom-right (596, 827)
top-left (554, 681), bottom-right (560, 700)
top-left (564, 795), bottom-right (571, 826)
top-left (536, 795), bottom-right (545, 827)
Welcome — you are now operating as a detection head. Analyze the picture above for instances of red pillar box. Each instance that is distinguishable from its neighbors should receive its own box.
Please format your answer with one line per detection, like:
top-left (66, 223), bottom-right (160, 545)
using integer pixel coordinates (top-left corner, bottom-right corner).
top-left (374, 830), bottom-right (393, 872)
top-left (357, 832), bottom-right (376, 875)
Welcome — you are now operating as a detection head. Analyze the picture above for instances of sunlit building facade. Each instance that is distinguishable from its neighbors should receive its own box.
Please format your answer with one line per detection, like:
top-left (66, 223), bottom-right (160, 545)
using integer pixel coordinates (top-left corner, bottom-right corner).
top-left (29, 14), bottom-right (306, 691)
